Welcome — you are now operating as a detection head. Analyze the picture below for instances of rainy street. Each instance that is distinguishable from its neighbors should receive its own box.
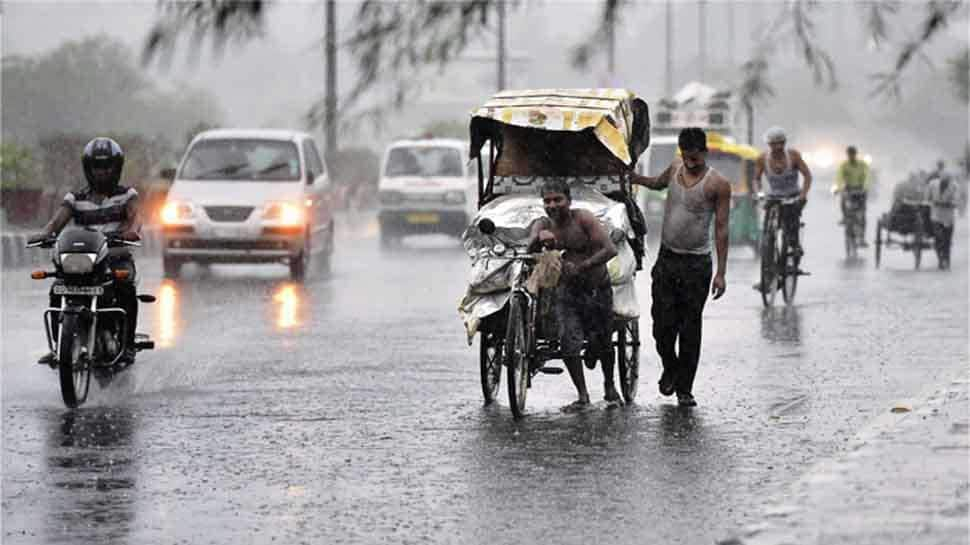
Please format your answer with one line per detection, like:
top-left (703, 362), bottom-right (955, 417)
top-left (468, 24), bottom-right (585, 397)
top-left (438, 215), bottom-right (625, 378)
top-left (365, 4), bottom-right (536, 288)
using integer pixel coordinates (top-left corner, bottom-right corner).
top-left (2, 195), bottom-right (967, 545)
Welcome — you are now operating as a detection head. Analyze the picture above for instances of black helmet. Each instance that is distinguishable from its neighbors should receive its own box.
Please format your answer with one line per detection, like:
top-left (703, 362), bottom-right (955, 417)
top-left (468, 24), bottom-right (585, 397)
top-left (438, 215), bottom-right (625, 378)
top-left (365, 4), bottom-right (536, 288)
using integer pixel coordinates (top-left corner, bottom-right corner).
top-left (82, 137), bottom-right (124, 193)
top-left (847, 146), bottom-right (857, 155)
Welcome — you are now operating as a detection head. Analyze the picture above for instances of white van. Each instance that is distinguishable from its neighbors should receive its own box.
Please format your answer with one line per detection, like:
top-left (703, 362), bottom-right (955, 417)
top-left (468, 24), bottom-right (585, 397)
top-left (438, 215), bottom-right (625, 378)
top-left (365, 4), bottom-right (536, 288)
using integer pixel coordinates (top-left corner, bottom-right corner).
top-left (161, 129), bottom-right (335, 280)
top-left (376, 138), bottom-right (476, 249)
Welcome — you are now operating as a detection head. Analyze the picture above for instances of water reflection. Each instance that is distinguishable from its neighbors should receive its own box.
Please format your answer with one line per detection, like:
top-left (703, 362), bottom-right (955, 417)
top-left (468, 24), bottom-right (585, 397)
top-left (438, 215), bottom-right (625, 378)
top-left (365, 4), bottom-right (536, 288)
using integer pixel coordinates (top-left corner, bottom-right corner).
top-left (273, 283), bottom-right (304, 330)
top-left (156, 280), bottom-right (179, 348)
top-left (760, 306), bottom-right (802, 344)
top-left (44, 407), bottom-right (138, 543)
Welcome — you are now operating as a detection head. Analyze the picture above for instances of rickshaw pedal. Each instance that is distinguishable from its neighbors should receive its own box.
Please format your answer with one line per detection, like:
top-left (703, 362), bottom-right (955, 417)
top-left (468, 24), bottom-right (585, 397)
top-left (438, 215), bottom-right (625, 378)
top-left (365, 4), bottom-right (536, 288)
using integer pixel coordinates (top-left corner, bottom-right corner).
top-left (537, 366), bottom-right (564, 375)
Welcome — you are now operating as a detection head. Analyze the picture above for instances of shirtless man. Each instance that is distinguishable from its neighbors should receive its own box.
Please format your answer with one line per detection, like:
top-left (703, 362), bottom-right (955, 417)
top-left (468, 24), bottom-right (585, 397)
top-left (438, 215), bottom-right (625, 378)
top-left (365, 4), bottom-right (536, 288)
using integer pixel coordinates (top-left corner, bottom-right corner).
top-left (630, 127), bottom-right (731, 407)
top-left (528, 178), bottom-right (618, 412)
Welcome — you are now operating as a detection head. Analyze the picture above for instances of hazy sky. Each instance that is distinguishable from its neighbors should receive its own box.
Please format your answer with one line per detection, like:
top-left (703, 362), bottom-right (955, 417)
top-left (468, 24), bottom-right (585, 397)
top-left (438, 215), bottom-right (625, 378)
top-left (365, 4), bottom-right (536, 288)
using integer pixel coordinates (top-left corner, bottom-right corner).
top-left (3, 1), bottom-right (968, 167)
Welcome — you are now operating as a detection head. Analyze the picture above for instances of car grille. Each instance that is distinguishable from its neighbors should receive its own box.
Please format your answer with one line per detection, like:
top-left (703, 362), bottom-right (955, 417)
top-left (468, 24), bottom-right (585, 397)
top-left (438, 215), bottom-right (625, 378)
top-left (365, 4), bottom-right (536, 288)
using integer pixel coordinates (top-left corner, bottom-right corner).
top-left (205, 206), bottom-right (253, 222)
top-left (169, 239), bottom-right (289, 251)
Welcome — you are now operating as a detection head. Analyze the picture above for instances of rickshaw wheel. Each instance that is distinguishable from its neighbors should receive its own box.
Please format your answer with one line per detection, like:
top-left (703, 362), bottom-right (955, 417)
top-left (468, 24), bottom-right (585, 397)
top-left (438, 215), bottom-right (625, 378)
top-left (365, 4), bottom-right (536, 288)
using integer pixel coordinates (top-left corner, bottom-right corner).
top-left (505, 294), bottom-right (529, 419)
top-left (616, 319), bottom-right (640, 404)
top-left (874, 221), bottom-right (883, 268)
top-left (479, 330), bottom-right (502, 404)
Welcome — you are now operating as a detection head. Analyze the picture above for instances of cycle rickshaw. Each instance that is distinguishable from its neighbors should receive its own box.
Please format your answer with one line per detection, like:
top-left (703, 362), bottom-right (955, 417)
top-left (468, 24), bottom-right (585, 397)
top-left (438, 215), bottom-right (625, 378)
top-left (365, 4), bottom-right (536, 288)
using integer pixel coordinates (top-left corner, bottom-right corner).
top-left (458, 89), bottom-right (650, 418)
top-left (874, 198), bottom-right (934, 269)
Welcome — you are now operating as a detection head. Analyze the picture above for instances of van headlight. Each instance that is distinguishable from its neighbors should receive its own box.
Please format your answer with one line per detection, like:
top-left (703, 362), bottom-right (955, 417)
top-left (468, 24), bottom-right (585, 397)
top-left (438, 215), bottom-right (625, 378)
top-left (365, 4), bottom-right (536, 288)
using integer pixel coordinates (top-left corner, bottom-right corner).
top-left (263, 201), bottom-right (305, 226)
top-left (60, 253), bottom-right (96, 274)
top-left (443, 190), bottom-right (466, 204)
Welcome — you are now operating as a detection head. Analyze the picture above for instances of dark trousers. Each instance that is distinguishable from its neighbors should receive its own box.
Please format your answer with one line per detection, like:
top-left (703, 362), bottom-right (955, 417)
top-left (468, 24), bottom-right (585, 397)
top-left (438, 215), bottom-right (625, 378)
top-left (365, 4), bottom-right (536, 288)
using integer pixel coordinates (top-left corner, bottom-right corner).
top-left (651, 247), bottom-right (712, 395)
top-left (49, 257), bottom-right (138, 346)
top-left (933, 222), bottom-right (954, 266)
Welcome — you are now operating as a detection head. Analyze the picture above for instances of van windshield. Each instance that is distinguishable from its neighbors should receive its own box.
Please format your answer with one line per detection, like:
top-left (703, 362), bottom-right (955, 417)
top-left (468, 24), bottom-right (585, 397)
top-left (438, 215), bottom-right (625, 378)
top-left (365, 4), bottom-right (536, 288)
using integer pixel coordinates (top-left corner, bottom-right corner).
top-left (179, 139), bottom-right (302, 181)
top-left (384, 146), bottom-right (464, 177)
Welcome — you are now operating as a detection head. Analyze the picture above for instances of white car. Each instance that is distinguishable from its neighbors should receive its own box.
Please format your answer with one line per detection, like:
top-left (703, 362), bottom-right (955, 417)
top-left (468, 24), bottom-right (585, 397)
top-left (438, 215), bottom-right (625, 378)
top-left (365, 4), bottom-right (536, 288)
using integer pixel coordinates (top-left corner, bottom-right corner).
top-left (376, 138), bottom-right (477, 249)
top-left (161, 129), bottom-right (335, 280)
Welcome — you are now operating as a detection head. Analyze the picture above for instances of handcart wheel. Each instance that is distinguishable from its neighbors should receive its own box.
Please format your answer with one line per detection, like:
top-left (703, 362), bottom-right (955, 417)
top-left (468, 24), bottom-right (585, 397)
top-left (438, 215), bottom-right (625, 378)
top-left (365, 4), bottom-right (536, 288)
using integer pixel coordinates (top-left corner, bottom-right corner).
top-left (616, 319), bottom-right (640, 404)
top-left (479, 330), bottom-right (502, 404)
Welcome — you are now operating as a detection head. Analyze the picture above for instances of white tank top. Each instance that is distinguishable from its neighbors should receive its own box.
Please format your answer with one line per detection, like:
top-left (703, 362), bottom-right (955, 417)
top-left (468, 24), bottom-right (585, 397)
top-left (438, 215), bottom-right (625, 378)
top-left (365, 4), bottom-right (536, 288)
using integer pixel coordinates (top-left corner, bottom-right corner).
top-left (661, 165), bottom-right (716, 255)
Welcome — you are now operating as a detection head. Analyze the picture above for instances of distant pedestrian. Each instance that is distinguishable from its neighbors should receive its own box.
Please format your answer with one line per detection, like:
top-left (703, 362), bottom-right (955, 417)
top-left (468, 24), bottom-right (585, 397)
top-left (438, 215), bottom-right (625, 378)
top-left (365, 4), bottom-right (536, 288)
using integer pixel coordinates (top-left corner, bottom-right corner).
top-left (630, 127), bottom-right (732, 407)
top-left (926, 172), bottom-right (959, 270)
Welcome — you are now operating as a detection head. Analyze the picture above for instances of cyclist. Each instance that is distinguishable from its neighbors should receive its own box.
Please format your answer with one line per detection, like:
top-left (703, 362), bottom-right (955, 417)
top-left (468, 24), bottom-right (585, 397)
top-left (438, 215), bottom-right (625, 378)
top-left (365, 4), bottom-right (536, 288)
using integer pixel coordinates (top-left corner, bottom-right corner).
top-left (31, 137), bottom-right (142, 366)
top-left (752, 126), bottom-right (813, 257)
top-left (833, 146), bottom-right (871, 246)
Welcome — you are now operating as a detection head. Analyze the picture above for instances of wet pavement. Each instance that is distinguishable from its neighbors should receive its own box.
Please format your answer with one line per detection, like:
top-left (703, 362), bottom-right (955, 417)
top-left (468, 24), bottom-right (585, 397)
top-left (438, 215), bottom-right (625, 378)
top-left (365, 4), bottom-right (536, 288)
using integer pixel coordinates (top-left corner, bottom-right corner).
top-left (2, 195), bottom-right (967, 544)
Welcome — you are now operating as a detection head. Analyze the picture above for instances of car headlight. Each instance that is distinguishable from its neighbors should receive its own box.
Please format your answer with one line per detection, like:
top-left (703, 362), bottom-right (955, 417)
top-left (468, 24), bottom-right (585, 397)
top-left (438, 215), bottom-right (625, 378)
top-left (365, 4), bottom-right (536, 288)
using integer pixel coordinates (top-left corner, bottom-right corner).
top-left (60, 253), bottom-right (96, 274)
top-left (161, 201), bottom-right (195, 224)
top-left (263, 202), bottom-right (305, 226)
top-left (379, 191), bottom-right (403, 205)
top-left (444, 190), bottom-right (466, 204)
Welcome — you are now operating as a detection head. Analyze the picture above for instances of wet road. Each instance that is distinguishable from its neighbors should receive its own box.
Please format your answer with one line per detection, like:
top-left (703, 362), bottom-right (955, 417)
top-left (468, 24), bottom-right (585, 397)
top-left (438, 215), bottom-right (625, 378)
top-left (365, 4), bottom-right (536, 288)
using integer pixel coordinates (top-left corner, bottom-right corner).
top-left (3, 195), bottom-right (967, 544)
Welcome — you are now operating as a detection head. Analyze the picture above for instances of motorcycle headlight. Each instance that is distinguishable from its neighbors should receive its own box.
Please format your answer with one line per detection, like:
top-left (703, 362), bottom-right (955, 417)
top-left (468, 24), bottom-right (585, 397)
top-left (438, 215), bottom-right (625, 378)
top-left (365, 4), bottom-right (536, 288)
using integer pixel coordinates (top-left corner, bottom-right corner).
top-left (443, 190), bottom-right (466, 204)
top-left (60, 253), bottom-right (96, 274)
top-left (492, 242), bottom-right (507, 255)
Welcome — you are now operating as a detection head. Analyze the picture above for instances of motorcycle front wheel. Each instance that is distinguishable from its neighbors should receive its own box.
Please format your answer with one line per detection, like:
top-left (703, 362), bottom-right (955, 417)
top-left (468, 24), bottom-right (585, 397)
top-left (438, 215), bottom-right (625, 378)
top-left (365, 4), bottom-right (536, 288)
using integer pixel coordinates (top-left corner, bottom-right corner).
top-left (57, 314), bottom-right (91, 408)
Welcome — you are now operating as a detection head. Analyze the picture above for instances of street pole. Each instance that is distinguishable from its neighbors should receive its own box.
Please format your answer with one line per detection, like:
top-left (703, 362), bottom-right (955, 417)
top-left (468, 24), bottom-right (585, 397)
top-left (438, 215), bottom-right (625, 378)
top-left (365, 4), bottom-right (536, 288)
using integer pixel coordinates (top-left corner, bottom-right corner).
top-left (607, 7), bottom-right (615, 82)
top-left (325, 0), bottom-right (337, 160)
top-left (665, 0), bottom-right (672, 96)
top-left (699, 0), bottom-right (706, 82)
top-left (497, 0), bottom-right (507, 91)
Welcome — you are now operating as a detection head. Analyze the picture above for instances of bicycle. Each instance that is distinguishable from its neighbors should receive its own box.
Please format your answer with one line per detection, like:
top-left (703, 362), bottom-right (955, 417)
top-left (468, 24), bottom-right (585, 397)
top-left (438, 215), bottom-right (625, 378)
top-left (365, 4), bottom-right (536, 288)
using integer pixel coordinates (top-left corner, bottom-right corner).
top-left (758, 195), bottom-right (805, 307)
top-left (841, 189), bottom-right (867, 260)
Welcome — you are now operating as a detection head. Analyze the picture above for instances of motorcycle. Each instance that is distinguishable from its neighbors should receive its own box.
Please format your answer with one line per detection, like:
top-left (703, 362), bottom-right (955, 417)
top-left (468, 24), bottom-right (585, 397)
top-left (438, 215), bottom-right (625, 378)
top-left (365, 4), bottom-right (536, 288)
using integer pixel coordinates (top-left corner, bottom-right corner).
top-left (27, 227), bottom-right (155, 408)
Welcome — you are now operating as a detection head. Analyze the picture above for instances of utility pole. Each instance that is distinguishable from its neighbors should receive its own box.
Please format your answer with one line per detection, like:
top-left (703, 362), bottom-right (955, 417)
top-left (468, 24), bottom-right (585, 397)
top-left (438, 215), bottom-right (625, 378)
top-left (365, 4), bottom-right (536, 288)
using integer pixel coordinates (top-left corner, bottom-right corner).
top-left (497, 0), bottom-right (507, 91)
top-left (699, 0), bottom-right (706, 82)
top-left (665, 0), bottom-right (672, 96)
top-left (324, 0), bottom-right (337, 160)
top-left (606, 7), bottom-right (615, 81)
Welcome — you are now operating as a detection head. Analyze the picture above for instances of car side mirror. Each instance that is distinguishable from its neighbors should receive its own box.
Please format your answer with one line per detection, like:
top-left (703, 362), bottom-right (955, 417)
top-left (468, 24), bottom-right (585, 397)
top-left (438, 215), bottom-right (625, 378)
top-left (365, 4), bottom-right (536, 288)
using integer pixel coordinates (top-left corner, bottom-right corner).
top-left (306, 170), bottom-right (316, 185)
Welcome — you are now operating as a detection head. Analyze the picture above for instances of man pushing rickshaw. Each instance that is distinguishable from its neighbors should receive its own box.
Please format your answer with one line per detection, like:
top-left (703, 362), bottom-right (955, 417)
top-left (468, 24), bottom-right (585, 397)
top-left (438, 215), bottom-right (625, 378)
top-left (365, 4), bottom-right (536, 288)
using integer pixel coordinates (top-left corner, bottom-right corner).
top-left (458, 88), bottom-right (649, 418)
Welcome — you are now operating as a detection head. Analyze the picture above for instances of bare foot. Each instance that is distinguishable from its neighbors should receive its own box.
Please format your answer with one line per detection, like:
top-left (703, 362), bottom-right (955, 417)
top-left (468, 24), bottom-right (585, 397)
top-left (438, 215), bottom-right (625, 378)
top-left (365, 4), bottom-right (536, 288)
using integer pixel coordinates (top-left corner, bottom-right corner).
top-left (561, 399), bottom-right (591, 413)
top-left (604, 389), bottom-right (623, 408)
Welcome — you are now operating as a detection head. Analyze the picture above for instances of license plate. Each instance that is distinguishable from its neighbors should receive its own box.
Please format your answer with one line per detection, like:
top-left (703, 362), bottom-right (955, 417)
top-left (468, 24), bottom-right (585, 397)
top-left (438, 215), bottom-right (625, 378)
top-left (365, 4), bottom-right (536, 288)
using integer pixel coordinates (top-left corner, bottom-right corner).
top-left (405, 212), bottom-right (440, 225)
top-left (53, 285), bottom-right (104, 296)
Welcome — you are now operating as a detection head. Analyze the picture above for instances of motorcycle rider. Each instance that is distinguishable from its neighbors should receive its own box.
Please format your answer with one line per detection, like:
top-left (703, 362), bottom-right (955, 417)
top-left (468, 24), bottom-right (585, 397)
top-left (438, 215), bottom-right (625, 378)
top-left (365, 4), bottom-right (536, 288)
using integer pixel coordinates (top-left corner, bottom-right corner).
top-left (752, 127), bottom-right (813, 257)
top-left (834, 145), bottom-right (871, 246)
top-left (32, 137), bottom-right (142, 366)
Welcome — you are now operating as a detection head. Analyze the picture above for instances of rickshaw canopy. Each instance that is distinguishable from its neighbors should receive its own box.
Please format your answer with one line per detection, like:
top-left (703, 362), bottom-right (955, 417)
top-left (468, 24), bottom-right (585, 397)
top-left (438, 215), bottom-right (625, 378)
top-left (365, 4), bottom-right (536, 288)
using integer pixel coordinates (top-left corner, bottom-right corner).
top-left (469, 88), bottom-right (650, 172)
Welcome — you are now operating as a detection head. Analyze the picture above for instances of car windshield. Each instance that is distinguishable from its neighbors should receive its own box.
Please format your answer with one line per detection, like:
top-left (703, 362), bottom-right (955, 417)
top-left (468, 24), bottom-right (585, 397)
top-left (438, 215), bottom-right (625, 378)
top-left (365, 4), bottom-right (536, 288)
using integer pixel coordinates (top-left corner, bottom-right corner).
top-left (384, 146), bottom-right (464, 177)
top-left (179, 139), bottom-right (302, 181)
